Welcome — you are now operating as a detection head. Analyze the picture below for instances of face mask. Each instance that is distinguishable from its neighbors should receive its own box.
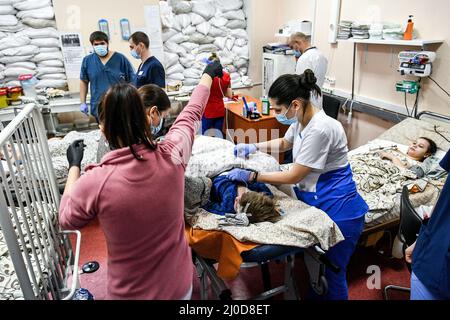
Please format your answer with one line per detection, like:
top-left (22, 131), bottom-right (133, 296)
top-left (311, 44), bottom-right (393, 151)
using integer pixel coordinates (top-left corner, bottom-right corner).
top-left (151, 111), bottom-right (164, 135)
top-left (131, 48), bottom-right (141, 60)
top-left (94, 45), bottom-right (108, 57)
top-left (276, 103), bottom-right (298, 125)
top-left (293, 50), bottom-right (302, 58)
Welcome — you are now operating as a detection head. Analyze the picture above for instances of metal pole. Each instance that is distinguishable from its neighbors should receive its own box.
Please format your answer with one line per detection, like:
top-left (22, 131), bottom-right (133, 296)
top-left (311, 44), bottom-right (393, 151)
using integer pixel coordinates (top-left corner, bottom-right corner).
top-left (351, 42), bottom-right (357, 102)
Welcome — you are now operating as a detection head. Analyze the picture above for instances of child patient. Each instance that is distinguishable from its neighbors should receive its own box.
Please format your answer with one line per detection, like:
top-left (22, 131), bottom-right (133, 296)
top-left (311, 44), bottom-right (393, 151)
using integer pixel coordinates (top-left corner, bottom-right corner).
top-left (184, 174), bottom-right (281, 224)
top-left (378, 137), bottom-right (443, 178)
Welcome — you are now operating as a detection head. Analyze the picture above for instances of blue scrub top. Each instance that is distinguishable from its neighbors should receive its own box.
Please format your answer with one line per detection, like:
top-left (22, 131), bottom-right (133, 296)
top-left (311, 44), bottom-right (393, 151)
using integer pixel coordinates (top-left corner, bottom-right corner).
top-left (412, 148), bottom-right (450, 299)
top-left (80, 52), bottom-right (135, 118)
top-left (133, 56), bottom-right (165, 89)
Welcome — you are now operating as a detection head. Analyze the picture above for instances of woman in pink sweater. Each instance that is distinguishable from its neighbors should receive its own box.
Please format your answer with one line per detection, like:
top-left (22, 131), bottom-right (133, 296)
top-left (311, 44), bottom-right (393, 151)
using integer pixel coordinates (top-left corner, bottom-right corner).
top-left (59, 62), bottom-right (224, 299)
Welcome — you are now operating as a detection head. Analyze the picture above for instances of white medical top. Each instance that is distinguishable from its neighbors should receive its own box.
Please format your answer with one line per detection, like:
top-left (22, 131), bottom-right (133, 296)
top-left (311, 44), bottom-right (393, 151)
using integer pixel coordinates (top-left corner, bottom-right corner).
top-left (295, 47), bottom-right (328, 109)
top-left (284, 110), bottom-right (349, 192)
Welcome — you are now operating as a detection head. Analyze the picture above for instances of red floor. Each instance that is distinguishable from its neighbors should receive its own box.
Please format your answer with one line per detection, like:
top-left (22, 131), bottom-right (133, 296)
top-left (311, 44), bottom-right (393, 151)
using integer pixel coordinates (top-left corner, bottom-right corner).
top-left (73, 218), bottom-right (411, 300)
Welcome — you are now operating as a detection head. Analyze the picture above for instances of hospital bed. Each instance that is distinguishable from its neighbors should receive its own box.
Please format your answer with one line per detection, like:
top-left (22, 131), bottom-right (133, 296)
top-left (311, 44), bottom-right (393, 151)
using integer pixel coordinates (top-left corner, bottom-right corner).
top-left (0, 104), bottom-right (82, 300)
top-left (351, 111), bottom-right (450, 247)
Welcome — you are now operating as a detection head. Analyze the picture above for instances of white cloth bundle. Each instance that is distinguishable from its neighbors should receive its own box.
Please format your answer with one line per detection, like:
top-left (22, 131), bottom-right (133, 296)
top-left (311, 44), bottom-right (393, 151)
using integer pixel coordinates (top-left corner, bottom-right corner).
top-left (226, 19), bottom-right (246, 29)
top-left (166, 33), bottom-right (189, 44)
top-left (166, 64), bottom-right (184, 76)
top-left (17, 27), bottom-right (59, 39)
top-left (192, 1), bottom-right (215, 19)
top-left (0, 35), bottom-right (30, 49)
top-left (208, 26), bottom-right (227, 37)
top-left (0, 15), bottom-right (18, 26)
top-left (37, 59), bottom-right (64, 67)
top-left (30, 37), bottom-right (60, 48)
top-left (36, 66), bottom-right (65, 77)
top-left (196, 21), bottom-right (211, 36)
top-left (14, 0), bottom-right (51, 11)
top-left (189, 12), bottom-right (205, 25)
top-left (17, 6), bottom-right (55, 20)
top-left (9, 62), bottom-right (36, 70)
top-left (4, 67), bottom-right (36, 77)
top-left (182, 25), bottom-right (196, 35)
top-left (164, 52), bottom-right (179, 68)
top-left (0, 5), bottom-right (16, 14)
top-left (0, 55), bottom-right (33, 64)
top-left (179, 42), bottom-right (198, 51)
top-left (35, 79), bottom-right (67, 89)
top-left (164, 41), bottom-right (186, 55)
top-left (210, 16), bottom-right (228, 28)
top-left (167, 73), bottom-right (184, 81)
top-left (0, 45), bottom-right (39, 56)
top-left (32, 51), bottom-right (63, 62)
top-left (21, 17), bottom-right (56, 28)
top-left (222, 10), bottom-right (246, 21)
top-left (162, 28), bottom-right (177, 42)
top-left (39, 73), bottom-right (67, 80)
top-left (214, 0), bottom-right (243, 12)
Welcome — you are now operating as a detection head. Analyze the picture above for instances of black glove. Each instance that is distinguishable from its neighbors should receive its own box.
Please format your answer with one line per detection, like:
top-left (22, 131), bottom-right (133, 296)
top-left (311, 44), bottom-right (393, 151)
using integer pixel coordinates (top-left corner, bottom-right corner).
top-left (67, 139), bottom-right (86, 169)
top-left (203, 60), bottom-right (223, 79)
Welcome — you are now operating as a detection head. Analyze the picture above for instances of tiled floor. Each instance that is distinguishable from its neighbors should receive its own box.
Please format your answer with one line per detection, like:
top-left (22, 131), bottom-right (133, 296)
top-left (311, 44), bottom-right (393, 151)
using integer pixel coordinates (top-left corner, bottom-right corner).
top-left (74, 219), bottom-right (411, 300)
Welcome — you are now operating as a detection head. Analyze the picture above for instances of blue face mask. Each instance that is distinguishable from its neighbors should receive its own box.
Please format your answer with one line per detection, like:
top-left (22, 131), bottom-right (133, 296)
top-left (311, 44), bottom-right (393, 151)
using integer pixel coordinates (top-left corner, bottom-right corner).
top-left (276, 103), bottom-right (298, 125)
top-left (293, 50), bottom-right (302, 58)
top-left (131, 48), bottom-right (141, 60)
top-left (94, 45), bottom-right (108, 57)
top-left (151, 111), bottom-right (164, 135)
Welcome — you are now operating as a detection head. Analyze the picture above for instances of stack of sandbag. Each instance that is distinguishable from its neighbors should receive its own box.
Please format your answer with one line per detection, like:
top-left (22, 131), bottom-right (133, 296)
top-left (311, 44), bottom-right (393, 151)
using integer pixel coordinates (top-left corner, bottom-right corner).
top-left (0, 0), bottom-right (67, 89)
top-left (160, 0), bottom-right (250, 88)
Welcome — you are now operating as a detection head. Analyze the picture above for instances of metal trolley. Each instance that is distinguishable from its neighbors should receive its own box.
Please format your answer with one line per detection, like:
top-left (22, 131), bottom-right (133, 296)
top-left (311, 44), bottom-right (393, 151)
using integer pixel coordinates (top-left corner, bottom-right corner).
top-left (0, 104), bottom-right (81, 300)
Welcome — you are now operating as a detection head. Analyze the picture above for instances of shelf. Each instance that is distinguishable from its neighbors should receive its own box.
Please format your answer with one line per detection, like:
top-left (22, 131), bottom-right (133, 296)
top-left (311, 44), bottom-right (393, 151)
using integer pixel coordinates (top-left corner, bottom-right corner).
top-left (337, 39), bottom-right (443, 46)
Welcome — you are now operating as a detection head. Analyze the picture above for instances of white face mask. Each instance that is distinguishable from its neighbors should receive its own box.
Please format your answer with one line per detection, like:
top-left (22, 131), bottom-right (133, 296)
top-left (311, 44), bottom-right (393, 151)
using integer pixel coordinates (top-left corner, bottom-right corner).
top-left (94, 45), bottom-right (108, 57)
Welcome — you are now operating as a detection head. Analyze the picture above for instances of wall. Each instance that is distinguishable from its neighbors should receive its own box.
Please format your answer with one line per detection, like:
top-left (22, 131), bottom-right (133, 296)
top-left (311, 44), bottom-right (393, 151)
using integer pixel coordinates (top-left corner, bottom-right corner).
top-left (53, 0), bottom-right (159, 92)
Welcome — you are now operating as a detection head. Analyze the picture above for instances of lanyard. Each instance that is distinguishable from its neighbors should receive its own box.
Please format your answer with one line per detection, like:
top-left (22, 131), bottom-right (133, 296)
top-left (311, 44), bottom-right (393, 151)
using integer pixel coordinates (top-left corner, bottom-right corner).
top-left (303, 46), bottom-right (317, 54)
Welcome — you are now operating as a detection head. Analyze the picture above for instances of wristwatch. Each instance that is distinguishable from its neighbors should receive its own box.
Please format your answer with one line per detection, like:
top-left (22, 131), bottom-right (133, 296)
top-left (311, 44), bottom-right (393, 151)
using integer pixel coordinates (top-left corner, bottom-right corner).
top-left (252, 171), bottom-right (259, 183)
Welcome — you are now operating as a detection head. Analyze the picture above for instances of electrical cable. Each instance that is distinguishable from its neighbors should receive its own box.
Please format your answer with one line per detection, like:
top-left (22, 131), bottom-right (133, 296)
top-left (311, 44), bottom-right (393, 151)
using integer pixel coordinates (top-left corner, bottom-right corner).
top-left (434, 125), bottom-right (450, 143)
top-left (428, 76), bottom-right (450, 98)
top-left (404, 92), bottom-right (411, 117)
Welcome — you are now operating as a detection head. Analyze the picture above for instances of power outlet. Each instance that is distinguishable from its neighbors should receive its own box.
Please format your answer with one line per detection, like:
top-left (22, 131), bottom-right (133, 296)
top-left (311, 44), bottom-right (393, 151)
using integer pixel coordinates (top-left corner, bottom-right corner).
top-left (325, 76), bottom-right (336, 86)
top-left (322, 87), bottom-right (333, 94)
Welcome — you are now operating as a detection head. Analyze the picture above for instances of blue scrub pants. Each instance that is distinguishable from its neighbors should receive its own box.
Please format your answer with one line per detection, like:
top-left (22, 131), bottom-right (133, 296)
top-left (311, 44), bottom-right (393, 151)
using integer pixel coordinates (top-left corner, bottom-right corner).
top-left (309, 216), bottom-right (365, 300)
top-left (201, 117), bottom-right (224, 138)
top-left (410, 272), bottom-right (441, 300)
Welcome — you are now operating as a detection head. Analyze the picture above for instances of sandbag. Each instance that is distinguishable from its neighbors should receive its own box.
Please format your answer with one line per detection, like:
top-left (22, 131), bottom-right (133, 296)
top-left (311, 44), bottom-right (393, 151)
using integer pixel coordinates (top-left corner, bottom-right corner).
top-left (14, 0), bottom-right (51, 11)
top-left (189, 12), bottom-right (205, 26)
top-left (21, 17), bottom-right (56, 28)
top-left (164, 41), bottom-right (186, 55)
top-left (196, 21), bottom-right (211, 36)
top-left (16, 6), bottom-right (55, 20)
top-left (195, 52), bottom-right (211, 63)
top-left (164, 52), bottom-right (179, 68)
top-left (171, 0), bottom-right (192, 14)
top-left (0, 35), bottom-right (30, 49)
top-left (159, 1), bottom-right (174, 29)
top-left (37, 67), bottom-right (65, 77)
top-left (233, 57), bottom-right (248, 68)
top-left (4, 67), bottom-right (36, 77)
top-left (17, 27), bottom-right (59, 39)
top-left (166, 33), bottom-right (189, 44)
top-left (226, 19), bottom-right (246, 29)
top-left (179, 42), bottom-right (198, 51)
top-left (180, 56), bottom-right (195, 68)
top-left (234, 38), bottom-right (248, 47)
top-left (222, 10), bottom-right (246, 21)
top-left (39, 47), bottom-right (60, 53)
top-left (189, 33), bottom-right (215, 44)
top-left (37, 60), bottom-right (64, 67)
top-left (5, 80), bottom-right (20, 87)
top-left (230, 29), bottom-right (247, 39)
top-left (210, 16), bottom-right (228, 28)
top-left (0, 5), bottom-right (16, 14)
top-left (183, 78), bottom-right (199, 86)
top-left (166, 64), bottom-right (184, 75)
top-left (0, 15), bottom-right (18, 26)
top-left (0, 31), bottom-right (6, 39)
top-left (173, 13), bottom-right (191, 31)
top-left (192, 1), bottom-right (215, 19)
top-left (31, 37), bottom-right (60, 48)
top-left (232, 45), bottom-right (249, 59)
top-left (182, 25), bottom-right (196, 35)
top-left (39, 73), bottom-right (67, 80)
top-left (35, 79), bottom-right (67, 89)
top-left (1, 45), bottom-right (39, 56)
top-left (214, 0), bottom-right (243, 12)
top-left (167, 73), bottom-right (184, 81)
top-left (0, 63), bottom-right (5, 71)
top-left (208, 26), bottom-right (227, 37)
top-left (183, 68), bottom-right (201, 79)
top-left (213, 37), bottom-right (226, 50)
top-left (0, 55), bottom-right (34, 64)
top-left (162, 28), bottom-right (177, 42)
top-left (0, 71), bottom-right (4, 80)
top-left (0, 22), bottom-right (24, 33)
top-left (225, 38), bottom-right (235, 51)
top-left (32, 52), bottom-right (63, 62)
top-left (196, 44), bottom-right (218, 54)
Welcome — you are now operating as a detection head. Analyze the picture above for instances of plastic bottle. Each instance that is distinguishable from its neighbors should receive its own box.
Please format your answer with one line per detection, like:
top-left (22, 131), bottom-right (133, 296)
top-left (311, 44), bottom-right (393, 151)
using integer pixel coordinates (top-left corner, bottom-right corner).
top-left (19, 74), bottom-right (38, 98)
top-left (72, 288), bottom-right (94, 300)
top-left (403, 15), bottom-right (414, 40)
top-left (261, 97), bottom-right (270, 115)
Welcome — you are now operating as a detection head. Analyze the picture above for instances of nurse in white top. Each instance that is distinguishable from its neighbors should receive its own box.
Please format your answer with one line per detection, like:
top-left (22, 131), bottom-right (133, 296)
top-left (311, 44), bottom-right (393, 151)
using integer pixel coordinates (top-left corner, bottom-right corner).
top-left (290, 32), bottom-right (328, 109)
top-left (227, 70), bottom-right (368, 300)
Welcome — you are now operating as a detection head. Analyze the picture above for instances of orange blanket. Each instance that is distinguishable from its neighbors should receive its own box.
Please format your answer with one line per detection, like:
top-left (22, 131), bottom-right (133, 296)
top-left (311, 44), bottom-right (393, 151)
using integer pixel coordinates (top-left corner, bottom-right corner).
top-left (185, 226), bottom-right (258, 280)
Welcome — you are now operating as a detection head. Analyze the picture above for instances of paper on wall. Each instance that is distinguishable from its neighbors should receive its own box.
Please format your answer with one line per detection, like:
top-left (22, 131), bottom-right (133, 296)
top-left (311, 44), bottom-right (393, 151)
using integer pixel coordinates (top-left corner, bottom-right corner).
top-left (59, 32), bottom-right (84, 79)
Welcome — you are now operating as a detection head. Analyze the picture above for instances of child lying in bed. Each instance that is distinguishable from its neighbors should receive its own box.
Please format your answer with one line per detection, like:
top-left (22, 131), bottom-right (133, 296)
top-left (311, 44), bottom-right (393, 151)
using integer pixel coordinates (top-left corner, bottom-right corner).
top-left (378, 137), bottom-right (445, 179)
top-left (184, 174), bottom-right (282, 224)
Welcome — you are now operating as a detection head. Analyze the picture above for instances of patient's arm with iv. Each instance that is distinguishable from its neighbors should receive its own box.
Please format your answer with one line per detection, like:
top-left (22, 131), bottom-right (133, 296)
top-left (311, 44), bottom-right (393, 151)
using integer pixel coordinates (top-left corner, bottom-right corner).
top-left (254, 138), bottom-right (293, 154)
top-left (255, 163), bottom-right (313, 185)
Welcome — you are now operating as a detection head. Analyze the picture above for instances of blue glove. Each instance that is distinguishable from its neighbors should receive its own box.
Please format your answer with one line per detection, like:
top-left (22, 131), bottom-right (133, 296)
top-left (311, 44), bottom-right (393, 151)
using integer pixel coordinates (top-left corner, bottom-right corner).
top-left (234, 144), bottom-right (257, 159)
top-left (80, 103), bottom-right (89, 115)
top-left (226, 168), bottom-right (252, 183)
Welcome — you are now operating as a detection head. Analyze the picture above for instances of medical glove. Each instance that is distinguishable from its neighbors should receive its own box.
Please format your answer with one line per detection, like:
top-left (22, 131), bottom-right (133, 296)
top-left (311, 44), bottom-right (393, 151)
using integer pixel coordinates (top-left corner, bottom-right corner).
top-left (226, 168), bottom-right (252, 183)
top-left (217, 213), bottom-right (250, 227)
top-left (80, 103), bottom-right (89, 115)
top-left (67, 139), bottom-right (86, 169)
top-left (203, 60), bottom-right (223, 79)
top-left (234, 143), bottom-right (257, 159)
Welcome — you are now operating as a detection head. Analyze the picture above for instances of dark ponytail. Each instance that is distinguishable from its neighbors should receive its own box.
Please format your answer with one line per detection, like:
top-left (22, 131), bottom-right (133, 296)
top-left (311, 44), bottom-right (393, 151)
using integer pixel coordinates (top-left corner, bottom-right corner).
top-left (268, 69), bottom-right (322, 108)
top-left (138, 84), bottom-right (171, 112)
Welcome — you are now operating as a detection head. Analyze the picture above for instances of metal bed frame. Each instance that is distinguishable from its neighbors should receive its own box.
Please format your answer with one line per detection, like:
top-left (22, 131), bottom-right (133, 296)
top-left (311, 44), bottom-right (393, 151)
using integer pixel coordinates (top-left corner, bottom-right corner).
top-left (0, 103), bottom-right (81, 300)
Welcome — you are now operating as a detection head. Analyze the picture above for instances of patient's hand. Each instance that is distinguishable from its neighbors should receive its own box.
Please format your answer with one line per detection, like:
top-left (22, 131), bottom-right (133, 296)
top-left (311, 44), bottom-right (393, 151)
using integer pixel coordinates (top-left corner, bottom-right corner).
top-left (379, 151), bottom-right (393, 161)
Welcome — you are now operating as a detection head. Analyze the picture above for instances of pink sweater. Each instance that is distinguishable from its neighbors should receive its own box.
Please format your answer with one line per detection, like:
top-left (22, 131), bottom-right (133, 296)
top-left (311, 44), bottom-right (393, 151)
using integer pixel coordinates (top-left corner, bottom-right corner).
top-left (59, 85), bottom-right (210, 300)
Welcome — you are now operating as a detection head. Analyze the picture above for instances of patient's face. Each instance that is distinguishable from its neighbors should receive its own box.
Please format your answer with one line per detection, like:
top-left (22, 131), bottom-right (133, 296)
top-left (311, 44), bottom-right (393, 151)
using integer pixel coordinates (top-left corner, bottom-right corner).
top-left (407, 138), bottom-right (430, 160)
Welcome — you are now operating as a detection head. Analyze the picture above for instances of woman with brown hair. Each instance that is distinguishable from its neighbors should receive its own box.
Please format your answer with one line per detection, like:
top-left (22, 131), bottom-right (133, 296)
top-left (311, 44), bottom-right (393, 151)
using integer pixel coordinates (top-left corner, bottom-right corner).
top-left (59, 62), bottom-right (224, 300)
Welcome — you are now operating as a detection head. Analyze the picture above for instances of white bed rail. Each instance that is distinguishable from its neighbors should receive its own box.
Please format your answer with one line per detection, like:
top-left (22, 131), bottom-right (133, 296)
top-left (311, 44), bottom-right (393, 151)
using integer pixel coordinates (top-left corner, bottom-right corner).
top-left (0, 104), bottom-right (81, 300)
